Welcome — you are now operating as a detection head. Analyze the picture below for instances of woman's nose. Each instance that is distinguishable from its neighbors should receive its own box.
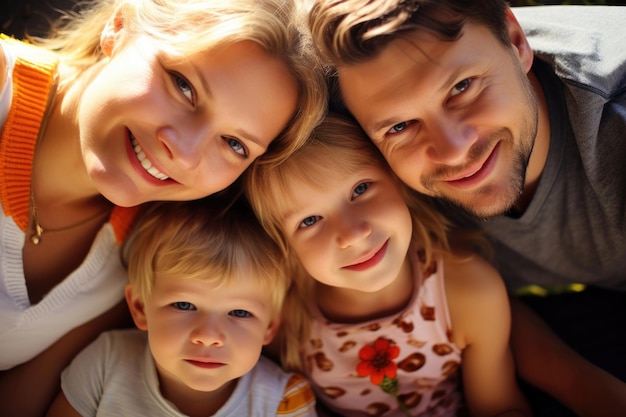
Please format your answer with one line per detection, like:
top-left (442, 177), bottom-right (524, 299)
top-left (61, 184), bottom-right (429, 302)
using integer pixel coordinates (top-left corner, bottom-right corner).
top-left (157, 124), bottom-right (208, 170)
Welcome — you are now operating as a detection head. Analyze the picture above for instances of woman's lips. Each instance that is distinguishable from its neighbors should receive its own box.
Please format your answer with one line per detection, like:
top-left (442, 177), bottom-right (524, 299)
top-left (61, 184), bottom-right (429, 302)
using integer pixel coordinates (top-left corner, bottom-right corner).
top-left (343, 240), bottom-right (389, 272)
top-left (125, 129), bottom-right (177, 186)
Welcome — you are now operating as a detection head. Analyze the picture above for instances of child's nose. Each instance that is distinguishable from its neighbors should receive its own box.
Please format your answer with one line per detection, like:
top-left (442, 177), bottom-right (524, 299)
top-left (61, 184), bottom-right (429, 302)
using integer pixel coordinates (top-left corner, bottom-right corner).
top-left (190, 316), bottom-right (225, 347)
top-left (336, 215), bottom-right (372, 249)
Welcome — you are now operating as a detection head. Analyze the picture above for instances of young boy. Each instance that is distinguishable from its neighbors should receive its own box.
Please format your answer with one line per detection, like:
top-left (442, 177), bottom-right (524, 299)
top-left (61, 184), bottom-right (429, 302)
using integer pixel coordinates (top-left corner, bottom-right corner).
top-left (46, 196), bottom-right (317, 417)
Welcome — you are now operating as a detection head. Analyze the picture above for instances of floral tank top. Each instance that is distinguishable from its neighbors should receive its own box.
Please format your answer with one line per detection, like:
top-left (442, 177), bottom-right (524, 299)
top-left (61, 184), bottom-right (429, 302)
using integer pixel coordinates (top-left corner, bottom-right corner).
top-left (301, 251), bottom-right (466, 417)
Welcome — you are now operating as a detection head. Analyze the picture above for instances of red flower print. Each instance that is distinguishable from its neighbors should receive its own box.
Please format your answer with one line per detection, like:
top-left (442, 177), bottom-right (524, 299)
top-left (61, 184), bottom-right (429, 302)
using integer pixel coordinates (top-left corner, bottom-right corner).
top-left (356, 338), bottom-right (411, 416)
top-left (356, 337), bottom-right (400, 385)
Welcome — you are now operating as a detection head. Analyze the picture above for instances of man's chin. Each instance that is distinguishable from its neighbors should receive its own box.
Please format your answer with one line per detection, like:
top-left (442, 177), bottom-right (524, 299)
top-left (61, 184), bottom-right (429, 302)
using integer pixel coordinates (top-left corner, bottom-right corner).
top-left (434, 193), bottom-right (518, 221)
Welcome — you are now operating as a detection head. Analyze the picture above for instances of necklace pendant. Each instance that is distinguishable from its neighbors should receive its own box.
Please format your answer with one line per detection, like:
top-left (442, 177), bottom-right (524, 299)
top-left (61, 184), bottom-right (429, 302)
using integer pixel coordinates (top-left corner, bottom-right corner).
top-left (31, 224), bottom-right (44, 245)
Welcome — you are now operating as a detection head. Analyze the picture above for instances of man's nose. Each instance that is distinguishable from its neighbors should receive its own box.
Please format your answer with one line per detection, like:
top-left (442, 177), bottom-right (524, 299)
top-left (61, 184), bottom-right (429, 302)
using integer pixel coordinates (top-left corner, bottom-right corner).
top-left (425, 117), bottom-right (478, 165)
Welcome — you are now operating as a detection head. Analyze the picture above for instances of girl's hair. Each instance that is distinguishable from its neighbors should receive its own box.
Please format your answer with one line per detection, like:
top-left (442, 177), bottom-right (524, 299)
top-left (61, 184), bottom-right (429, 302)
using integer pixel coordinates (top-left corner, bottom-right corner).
top-left (245, 113), bottom-right (455, 371)
top-left (124, 195), bottom-right (289, 318)
top-left (29, 0), bottom-right (328, 165)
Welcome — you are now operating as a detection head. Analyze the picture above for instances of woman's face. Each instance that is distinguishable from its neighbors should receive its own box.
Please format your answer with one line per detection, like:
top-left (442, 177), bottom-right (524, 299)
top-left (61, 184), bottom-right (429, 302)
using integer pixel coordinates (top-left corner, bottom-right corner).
top-left (79, 35), bottom-right (298, 206)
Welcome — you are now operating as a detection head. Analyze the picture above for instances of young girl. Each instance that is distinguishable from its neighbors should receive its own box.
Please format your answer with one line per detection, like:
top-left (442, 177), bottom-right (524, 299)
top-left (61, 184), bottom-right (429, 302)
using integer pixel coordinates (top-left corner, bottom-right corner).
top-left (0, 0), bottom-right (326, 415)
top-left (246, 114), bottom-right (531, 417)
top-left (48, 196), bottom-right (317, 417)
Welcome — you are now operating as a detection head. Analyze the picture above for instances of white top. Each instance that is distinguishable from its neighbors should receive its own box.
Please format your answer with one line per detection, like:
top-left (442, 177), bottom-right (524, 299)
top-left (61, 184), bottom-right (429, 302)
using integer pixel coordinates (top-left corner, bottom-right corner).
top-left (0, 39), bottom-right (13, 127)
top-left (61, 329), bottom-right (318, 417)
top-left (0, 39), bottom-right (128, 370)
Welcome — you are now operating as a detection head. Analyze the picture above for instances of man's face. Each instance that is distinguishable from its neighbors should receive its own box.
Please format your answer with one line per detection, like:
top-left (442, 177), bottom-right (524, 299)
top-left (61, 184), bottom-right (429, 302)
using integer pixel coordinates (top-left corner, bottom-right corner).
top-left (339, 18), bottom-right (538, 218)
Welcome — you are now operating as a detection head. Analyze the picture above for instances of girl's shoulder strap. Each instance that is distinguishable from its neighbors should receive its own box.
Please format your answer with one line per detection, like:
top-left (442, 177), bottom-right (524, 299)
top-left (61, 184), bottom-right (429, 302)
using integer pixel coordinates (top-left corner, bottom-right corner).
top-left (0, 34), bottom-right (59, 231)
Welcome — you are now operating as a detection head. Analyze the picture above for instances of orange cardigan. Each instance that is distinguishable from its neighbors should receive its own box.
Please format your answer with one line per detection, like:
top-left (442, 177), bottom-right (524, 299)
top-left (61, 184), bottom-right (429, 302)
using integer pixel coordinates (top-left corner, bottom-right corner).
top-left (0, 35), bottom-right (138, 243)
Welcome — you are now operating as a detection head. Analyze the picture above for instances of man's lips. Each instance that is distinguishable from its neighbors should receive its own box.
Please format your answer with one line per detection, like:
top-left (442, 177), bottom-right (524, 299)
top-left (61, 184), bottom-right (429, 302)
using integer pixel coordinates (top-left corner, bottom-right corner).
top-left (343, 240), bottom-right (389, 272)
top-left (443, 143), bottom-right (499, 189)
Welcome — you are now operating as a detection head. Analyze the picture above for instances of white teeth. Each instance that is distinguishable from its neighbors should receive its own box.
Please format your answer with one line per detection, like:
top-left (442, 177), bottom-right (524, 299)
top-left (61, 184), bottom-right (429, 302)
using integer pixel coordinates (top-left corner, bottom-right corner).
top-left (130, 134), bottom-right (169, 180)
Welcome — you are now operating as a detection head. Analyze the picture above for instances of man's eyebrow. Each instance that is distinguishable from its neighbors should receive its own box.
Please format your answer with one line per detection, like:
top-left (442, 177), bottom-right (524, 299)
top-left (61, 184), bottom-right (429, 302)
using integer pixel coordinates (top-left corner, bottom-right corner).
top-left (367, 117), bottom-right (399, 137)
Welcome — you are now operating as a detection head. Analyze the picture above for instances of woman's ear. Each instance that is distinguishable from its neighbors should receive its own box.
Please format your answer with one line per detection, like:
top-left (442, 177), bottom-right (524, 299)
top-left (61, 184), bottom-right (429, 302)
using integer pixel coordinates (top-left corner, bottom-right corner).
top-left (100, 7), bottom-right (125, 57)
top-left (125, 284), bottom-right (148, 330)
top-left (504, 7), bottom-right (534, 73)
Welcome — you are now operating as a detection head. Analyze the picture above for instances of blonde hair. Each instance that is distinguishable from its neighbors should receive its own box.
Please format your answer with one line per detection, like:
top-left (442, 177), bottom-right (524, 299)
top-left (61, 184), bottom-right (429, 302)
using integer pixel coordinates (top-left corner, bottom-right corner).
top-left (245, 114), bottom-right (454, 371)
top-left (29, 0), bottom-right (327, 165)
top-left (125, 195), bottom-right (289, 318)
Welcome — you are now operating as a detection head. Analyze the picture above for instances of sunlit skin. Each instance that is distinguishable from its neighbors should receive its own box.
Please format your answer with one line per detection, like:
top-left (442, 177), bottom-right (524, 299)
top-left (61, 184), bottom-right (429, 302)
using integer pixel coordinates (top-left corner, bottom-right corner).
top-left (339, 12), bottom-right (550, 218)
top-left (279, 163), bottom-right (413, 295)
top-left (125, 271), bottom-right (279, 412)
top-left (41, 25), bottom-right (298, 208)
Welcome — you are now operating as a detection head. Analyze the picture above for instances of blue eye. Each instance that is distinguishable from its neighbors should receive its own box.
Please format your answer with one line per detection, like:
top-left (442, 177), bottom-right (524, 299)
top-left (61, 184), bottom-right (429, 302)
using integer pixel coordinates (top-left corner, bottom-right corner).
top-left (171, 72), bottom-right (194, 103)
top-left (225, 137), bottom-right (248, 157)
top-left (299, 215), bottom-right (321, 228)
top-left (451, 78), bottom-right (472, 97)
top-left (388, 122), bottom-right (407, 134)
top-left (352, 182), bottom-right (370, 199)
top-left (229, 309), bottom-right (252, 318)
top-left (172, 301), bottom-right (196, 311)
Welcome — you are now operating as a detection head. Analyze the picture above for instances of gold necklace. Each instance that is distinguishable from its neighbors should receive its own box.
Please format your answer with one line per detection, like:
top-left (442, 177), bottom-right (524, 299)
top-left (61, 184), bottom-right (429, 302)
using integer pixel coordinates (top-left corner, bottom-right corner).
top-left (29, 190), bottom-right (111, 245)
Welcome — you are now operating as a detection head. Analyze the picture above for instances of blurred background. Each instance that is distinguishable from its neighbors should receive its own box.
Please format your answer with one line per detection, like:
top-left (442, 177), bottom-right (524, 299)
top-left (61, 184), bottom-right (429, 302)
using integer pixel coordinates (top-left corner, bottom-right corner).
top-left (2, 0), bottom-right (626, 39)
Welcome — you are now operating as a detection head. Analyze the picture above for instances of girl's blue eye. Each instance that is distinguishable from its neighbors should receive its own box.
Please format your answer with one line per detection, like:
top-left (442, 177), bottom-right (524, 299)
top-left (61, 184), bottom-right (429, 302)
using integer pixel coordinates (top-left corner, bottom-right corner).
top-left (172, 301), bottom-right (195, 311)
top-left (171, 72), bottom-right (194, 103)
top-left (299, 215), bottom-right (321, 228)
top-left (229, 309), bottom-right (252, 318)
top-left (352, 182), bottom-right (370, 199)
top-left (225, 137), bottom-right (248, 157)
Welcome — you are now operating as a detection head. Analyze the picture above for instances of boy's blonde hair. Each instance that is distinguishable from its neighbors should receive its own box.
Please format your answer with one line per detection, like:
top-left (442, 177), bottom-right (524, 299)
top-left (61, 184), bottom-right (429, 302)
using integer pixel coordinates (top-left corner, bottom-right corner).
top-left (245, 114), bottom-right (453, 371)
top-left (30, 0), bottom-right (327, 165)
top-left (125, 195), bottom-right (288, 318)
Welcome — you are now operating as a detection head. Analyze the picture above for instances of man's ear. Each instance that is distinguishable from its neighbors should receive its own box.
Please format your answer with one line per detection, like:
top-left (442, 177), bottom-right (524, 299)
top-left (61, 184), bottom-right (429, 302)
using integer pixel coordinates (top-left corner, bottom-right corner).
top-left (263, 317), bottom-right (282, 346)
top-left (100, 7), bottom-right (125, 57)
top-left (504, 7), bottom-right (534, 74)
top-left (125, 284), bottom-right (148, 330)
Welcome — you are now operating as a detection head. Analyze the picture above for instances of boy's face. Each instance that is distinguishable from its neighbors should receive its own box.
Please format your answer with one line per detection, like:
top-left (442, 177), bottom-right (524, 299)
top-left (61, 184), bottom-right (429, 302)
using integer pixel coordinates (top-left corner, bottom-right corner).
top-left (338, 14), bottom-right (539, 218)
top-left (278, 160), bottom-right (412, 293)
top-left (80, 21), bottom-right (298, 207)
top-left (125, 269), bottom-right (279, 399)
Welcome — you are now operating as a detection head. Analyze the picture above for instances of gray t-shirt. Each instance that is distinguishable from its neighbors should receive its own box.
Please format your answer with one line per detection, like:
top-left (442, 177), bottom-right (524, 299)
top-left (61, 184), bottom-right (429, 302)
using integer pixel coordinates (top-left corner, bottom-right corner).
top-left (482, 6), bottom-right (626, 291)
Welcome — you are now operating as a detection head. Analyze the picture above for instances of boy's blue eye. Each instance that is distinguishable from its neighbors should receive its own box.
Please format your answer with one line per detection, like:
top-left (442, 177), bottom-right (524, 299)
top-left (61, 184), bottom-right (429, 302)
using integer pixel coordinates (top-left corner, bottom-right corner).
top-left (229, 309), bottom-right (252, 318)
top-left (172, 301), bottom-right (196, 311)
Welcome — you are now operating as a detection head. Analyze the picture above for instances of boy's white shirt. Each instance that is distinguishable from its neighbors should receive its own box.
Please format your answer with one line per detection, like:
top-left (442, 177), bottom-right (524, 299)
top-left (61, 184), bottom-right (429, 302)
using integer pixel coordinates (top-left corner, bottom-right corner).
top-left (61, 329), bottom-right (317, 417)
